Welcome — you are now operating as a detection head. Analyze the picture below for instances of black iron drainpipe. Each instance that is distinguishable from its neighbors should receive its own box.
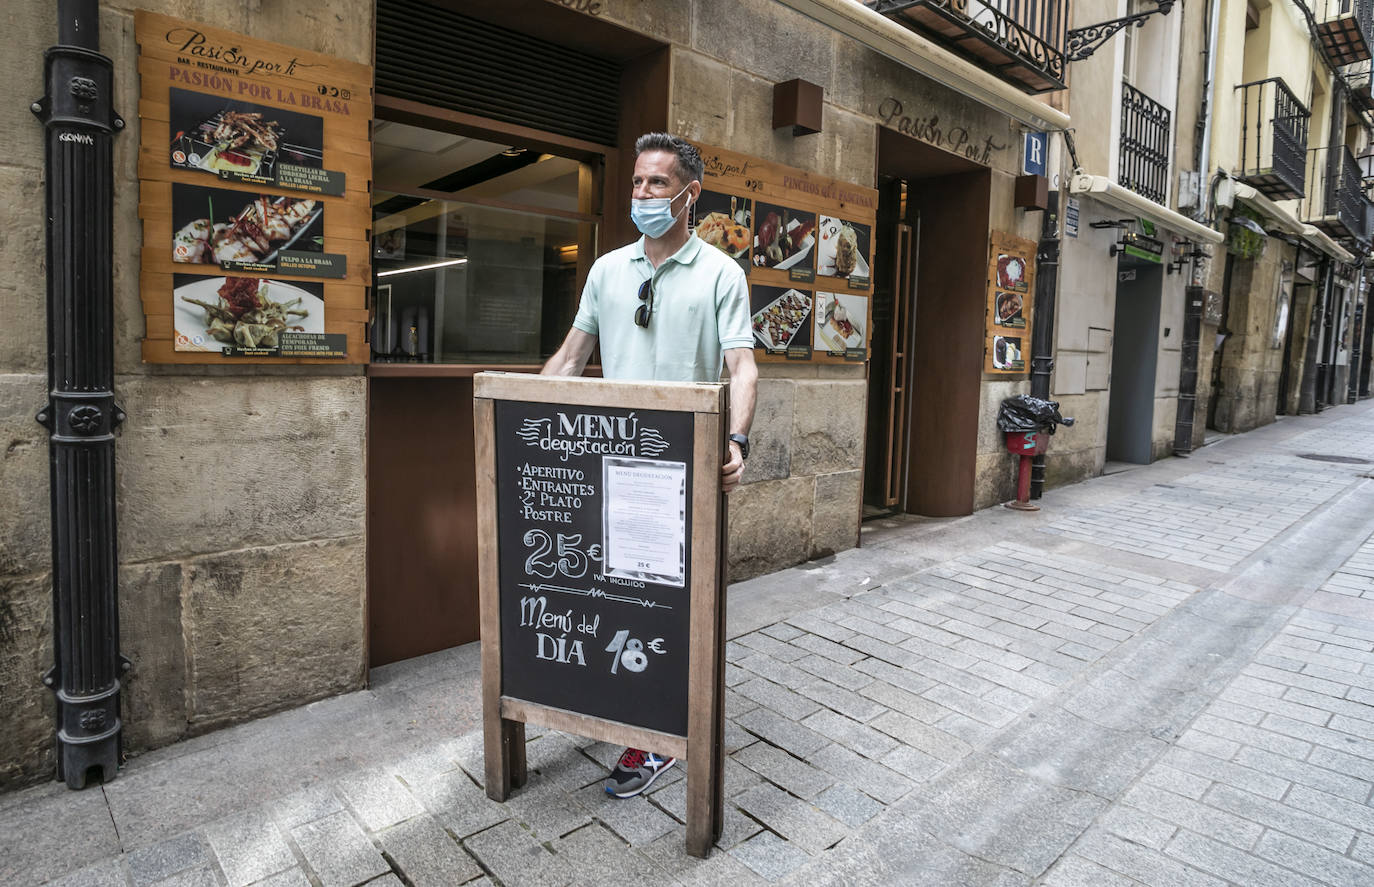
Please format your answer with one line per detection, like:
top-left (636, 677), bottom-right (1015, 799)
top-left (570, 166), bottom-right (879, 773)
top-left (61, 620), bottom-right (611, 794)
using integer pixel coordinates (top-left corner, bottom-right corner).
top-left (31, 0), bottom-right (128, 789)
top-left (1029, 191), bottom-right (1061, 499)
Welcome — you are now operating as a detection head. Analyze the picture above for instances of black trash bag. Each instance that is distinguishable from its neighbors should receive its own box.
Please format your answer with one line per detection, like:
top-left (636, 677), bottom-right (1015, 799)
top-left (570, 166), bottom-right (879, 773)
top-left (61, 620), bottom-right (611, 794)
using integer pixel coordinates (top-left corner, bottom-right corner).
top-left (997, 395), bottom-right (1074, 434)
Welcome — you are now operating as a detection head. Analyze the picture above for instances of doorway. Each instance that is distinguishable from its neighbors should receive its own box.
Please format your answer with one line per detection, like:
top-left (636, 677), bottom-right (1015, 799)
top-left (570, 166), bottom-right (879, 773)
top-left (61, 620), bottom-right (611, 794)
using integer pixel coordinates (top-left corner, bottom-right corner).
top-left (1106, 258), bottom-right (1163, 464)
top-left (865, 129), bottom-right (990, 517)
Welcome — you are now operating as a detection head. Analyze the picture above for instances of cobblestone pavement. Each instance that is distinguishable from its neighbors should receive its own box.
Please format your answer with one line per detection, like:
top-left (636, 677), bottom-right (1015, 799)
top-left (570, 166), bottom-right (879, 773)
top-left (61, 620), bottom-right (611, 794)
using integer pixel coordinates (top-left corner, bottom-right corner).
top-left (4, 400), bottom-right (1374, 887)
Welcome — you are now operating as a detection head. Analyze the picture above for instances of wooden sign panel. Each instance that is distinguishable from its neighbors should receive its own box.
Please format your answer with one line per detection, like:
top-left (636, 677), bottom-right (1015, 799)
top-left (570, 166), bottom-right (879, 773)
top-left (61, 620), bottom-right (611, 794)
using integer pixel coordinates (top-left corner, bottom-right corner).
top-left (475, 373), bottom-right (728, 857)
top-left (688, 143), bottom-right (878, 365)
top-left (984, 231), bottom-right (1036, 374)
top-left (135, 12), bottom-right (372, 364)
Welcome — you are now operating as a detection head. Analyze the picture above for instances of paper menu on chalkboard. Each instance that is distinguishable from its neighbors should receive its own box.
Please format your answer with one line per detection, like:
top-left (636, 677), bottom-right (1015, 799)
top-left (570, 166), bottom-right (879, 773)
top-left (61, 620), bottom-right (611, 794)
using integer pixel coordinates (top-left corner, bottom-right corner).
top-left (603, 457), bottom-right (687, 587)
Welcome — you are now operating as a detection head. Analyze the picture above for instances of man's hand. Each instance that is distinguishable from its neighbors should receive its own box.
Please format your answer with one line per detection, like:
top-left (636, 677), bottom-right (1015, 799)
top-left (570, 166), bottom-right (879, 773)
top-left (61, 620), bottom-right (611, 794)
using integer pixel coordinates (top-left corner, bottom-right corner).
top-left (722, 440), bottom-right (744, 493)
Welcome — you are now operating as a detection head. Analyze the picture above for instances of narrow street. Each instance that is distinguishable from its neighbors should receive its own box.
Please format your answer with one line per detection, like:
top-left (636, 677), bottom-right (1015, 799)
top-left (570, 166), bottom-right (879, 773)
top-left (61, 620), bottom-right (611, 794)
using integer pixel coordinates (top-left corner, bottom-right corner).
top-left (4, 399), bottom-right (1374, 887)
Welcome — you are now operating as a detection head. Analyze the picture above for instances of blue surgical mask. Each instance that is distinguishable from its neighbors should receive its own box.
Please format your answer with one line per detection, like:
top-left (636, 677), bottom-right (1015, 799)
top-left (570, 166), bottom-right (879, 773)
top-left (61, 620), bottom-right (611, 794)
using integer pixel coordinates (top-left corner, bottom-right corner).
top-left (631, 183), bottom-right (691, 239)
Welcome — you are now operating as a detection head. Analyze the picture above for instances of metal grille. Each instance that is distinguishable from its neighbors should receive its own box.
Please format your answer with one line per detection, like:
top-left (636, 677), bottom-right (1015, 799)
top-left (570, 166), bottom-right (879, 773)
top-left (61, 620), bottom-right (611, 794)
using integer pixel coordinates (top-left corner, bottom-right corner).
top-left (1235, 78), bottom-right (1309, 200)
top-left (1119, 81), bottom-right (1171, 205)
top-left (1304, 144), bottom-right (1368, 245)
top-left (375, 0), bottom-right (622, 146)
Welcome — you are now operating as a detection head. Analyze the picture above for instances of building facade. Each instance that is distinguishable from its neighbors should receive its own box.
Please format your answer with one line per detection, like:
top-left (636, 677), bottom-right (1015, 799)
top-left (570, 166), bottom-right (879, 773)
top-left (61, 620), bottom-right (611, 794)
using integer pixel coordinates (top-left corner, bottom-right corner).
top-left (3, 0), bottom-right (1370, 790)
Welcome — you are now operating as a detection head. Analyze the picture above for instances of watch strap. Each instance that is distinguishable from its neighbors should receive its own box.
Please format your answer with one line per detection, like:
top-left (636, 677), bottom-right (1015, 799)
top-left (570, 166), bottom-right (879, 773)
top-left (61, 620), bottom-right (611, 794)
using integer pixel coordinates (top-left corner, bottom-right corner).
top-left (728, 433), bottom-right (750, 459)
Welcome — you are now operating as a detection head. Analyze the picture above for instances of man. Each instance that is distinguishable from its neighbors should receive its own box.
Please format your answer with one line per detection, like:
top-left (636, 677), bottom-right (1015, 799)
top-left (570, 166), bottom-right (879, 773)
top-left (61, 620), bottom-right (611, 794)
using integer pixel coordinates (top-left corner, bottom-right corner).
top-left (542, 132), bottom-right (758, 798)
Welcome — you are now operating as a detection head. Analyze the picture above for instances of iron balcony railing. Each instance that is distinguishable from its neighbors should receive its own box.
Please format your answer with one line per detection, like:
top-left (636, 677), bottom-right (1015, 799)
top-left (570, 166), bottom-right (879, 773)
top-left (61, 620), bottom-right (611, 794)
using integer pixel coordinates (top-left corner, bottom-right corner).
top-left (1304, 143), bottom-right (1369, 245)
top-left (1315, 0), bottom-right (1374, 67)
top-left (1235, 78), bottom-right (1310, 200)
top-left (865, 0), bottom-right (1067, 93)
top-left (1119, 81), bottom-right (1171, 206)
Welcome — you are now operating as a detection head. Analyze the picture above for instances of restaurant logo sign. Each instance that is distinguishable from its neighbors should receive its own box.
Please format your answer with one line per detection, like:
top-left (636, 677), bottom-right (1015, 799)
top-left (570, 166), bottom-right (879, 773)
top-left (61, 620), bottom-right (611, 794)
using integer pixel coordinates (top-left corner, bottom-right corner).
top-left (546, 0), bottom-right (606, 15)
top-left (877, 97), bottom-right (1008, 165)
top-left (517, 413), bottom-right (670, 460)
top-left (162, 27), bottom-right (323, 79)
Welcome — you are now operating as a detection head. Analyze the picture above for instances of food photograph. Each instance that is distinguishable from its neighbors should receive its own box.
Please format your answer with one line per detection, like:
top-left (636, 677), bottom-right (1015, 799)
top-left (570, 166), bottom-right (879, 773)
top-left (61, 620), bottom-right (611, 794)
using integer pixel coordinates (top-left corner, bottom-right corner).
top-left (814, 291), bottom-right (867, 353)
top-left (169, 87), bottom-right (325, 180)
top-left (752, 202), bottom-right (816, 272)
top-left (815, 216), bottom-right (871, 281)
top-left (172, 182), bottom-right (324, 270)
top-left (992, 335), bottom-right (1024, 371)
top-left (750, 285), bottom-right (813, 352)
top-left (994, 290), bottom-right (1025, 328)
top-left (690, 190), bottom-right (751, 271)
top-left (996, 253), bottom-right (1029, 291)
top-left (173, 275), bottom-right (324, 352)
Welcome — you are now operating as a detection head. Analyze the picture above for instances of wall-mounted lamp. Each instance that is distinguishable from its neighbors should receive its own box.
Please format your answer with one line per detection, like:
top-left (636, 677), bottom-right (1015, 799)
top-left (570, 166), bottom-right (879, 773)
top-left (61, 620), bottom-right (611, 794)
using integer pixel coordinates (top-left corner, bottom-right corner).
top-left (773, 79), bottom-right (823, 136)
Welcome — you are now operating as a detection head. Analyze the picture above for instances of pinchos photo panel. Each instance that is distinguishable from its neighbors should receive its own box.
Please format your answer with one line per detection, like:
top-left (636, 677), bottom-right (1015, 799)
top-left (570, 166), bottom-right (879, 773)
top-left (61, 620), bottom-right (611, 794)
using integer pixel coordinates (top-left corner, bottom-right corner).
top-left (750, 285), bottom-right (813, 360)
top-left (815, 216), bottom-right (871, 287)
top-left (169, 87), bottom-right (328, 186)
top-left (813, 291), bottom-right (869, 362)
top-left (171, 182), bottom-right (345, 278)
top-left (984, 232), bottom-right (1036, 375)
top-left (690, 191), bottom-right (751, 272)
top-left (753, 202), bottom-right (816, 281)
top-left (174, 274), bottom-right (327, 357)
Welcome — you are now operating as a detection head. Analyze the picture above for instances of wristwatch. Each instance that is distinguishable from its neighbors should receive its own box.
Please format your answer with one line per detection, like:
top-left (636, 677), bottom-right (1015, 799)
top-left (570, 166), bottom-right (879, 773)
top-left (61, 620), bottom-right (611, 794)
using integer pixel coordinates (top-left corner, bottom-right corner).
top-left (728, 433), bottom-right (750, 460)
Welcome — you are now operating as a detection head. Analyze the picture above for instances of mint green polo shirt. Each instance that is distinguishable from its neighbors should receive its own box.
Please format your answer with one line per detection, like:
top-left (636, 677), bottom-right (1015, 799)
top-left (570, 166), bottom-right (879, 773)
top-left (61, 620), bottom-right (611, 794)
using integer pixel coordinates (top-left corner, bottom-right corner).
top-left (572, 234), bottom-right (753, 382)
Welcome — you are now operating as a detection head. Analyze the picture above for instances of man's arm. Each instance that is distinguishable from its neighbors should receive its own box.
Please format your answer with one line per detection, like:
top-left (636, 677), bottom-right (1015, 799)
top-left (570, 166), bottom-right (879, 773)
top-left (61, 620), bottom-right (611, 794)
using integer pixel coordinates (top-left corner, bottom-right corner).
top-left (721, 346), bottom-right (757, 493)
top-left (541, 327), bottom-right (597, 376)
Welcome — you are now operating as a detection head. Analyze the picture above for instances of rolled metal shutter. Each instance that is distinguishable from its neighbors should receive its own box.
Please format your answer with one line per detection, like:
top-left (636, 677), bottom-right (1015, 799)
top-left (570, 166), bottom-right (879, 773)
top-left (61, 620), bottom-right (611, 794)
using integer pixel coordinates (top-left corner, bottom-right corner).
top-left (376, 0), bottom-right (621, 146)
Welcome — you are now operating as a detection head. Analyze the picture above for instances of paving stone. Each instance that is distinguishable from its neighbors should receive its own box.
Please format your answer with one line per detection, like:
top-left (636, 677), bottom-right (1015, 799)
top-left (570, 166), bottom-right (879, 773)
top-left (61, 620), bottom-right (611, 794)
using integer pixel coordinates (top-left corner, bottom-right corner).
top-left (1040, 854), bottom-right (1138, 887)
top-left (858, 677), bottom-right (950, 724)
top-left (734, 677), bottom-right (821, 720)
top-left (879, 745), bottom-right (946, 786)
top-left (334, 768), bottom-right (425, 831)
top-left (760, 622), bottom-right (805, 643)
top-left (147, 864), bottom-right (218, 887)
top-left (732, 741), bottom-right (834, 800)
top-left (732, 783), bottom-right (849, 854)
top-left (812, 783), bottom-right (884, 828)
top-left (1071, 828), bottom-right (1225, 887)
top-left (784, 613), bottom-right (856, 644)
top-left (801, 709), bottom-right (898, 760)
top-left (1165, 829), bottom-right (1324, 887)
top-left (244, 870), bottom-right (311, 887)
top-left (270, 785), bottom-right (346, 830)
top-left (126, 832), bottom-right (212, 887)
top-left (387, 747), bottom-right (460, 788)
top-left (869, 710), bottom-right (971, 764)
top-left (45, 858), bottom-right (133, 887)
top-left (1119, 782), bottom-right (1262, 850)
top-left (791, 654), bottom-right (871, 690)
top-left (572, 783), bottom-right (680, 846)
top-left (728, 830), bottom-right (810, 880)
top-left (736, 632), bottom-right (808, 663)
top-left (1203, 783), bottom-right (1355, 851)
top-left (1254, 830), bottom-right (1374, 886)
top-left (1162, 746), bottom-right (1289, 800)
top-left (733, 706), bottom-right (830, 758)
top-left (290, 811), bottom-right (390, 887)
top-left (1141, 763), bottom-right (1213, 801)
top-left (505, 783), bottom-right (591, 841)
top-left (203, 809), bottom-right (295, 887)
top-left (1283, 783), bottom-right (1374, 834)
top-left (463, 819), bottom-right (567, 887)
top-left (639, 827), bottom-right (768, 887)
top-left (789, 633), bottom-right (865, 665)
top-left (552, 822), bottom-right (661, 886)
top-left (795, 679), bottom-right (887, 721)
top-left (375, 814), bottom-right (481, 886)
top-left (405, 768), bottom-right (510, 839)
top-left (522, 733), bottom-right (608, 792)
top-left (723, 688), bottom-right (758, 719)
top-left (1097, 805), bottom-right (1177, 850)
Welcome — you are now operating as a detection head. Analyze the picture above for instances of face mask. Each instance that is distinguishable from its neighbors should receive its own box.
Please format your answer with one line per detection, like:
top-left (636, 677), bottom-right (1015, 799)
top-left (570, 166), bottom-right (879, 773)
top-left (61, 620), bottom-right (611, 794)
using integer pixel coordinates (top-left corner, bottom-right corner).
top-left (631, 183), bottom-right (691, 239)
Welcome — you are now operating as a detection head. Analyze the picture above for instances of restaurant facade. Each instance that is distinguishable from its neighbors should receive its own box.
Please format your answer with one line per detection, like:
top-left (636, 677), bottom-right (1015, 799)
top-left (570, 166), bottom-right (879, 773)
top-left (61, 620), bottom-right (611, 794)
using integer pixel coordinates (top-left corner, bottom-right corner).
top-left (2, 0), bottom-right (1078, 788)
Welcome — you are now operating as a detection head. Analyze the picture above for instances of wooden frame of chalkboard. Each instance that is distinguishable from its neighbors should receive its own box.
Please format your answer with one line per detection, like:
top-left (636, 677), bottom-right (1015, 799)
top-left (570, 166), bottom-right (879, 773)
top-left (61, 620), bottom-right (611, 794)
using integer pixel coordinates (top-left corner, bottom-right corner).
top-left (473, 372), bottom-right (728, 857)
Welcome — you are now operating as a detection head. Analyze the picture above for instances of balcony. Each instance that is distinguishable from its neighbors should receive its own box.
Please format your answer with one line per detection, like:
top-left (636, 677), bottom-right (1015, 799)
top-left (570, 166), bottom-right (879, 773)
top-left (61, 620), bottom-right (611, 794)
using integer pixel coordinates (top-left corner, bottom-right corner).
top-left (1303, 144), bottom-right (1370, 246)
top-left (1235, 78), bottom-right (1310, 200)
top-left (1347, 60), bottom-right (1374, 114)
top-left (1119, 82), bottom-right (1171, 206)
top-left (1315, 0), bottom-right (1374, 67)
top-left (865, 0), bottom-right (1067, 93)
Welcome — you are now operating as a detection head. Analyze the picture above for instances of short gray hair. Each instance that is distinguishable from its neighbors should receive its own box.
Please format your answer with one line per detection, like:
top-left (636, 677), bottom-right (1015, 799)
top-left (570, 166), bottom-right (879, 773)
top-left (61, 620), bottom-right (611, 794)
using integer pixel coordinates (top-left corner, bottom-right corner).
top-left (634, 132), bottom-right (704, 185)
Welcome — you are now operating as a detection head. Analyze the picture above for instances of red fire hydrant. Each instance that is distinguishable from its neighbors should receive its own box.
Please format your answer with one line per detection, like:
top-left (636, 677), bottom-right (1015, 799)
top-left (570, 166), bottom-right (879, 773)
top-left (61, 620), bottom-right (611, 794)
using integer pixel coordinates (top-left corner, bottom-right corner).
top-left (1004, 429), bottom-right (1046, 511)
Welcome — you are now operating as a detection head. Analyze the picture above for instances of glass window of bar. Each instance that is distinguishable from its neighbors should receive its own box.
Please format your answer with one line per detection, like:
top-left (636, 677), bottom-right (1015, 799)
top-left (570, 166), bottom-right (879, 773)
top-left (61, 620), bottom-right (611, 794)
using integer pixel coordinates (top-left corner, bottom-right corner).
top-left (371, 120), bottom-right (598, 364)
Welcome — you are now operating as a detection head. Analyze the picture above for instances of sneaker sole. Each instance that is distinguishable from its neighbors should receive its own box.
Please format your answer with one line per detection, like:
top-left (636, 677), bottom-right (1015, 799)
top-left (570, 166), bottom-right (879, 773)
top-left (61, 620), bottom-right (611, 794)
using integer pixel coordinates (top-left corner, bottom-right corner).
top-left (606, 757), bottom-right (676, 799)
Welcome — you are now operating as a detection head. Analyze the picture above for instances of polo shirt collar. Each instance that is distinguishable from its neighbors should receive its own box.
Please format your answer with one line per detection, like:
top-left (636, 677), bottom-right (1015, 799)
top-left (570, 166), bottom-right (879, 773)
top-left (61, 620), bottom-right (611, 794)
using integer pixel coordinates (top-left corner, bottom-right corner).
top-left (632, 233), bottom-right (702, 267)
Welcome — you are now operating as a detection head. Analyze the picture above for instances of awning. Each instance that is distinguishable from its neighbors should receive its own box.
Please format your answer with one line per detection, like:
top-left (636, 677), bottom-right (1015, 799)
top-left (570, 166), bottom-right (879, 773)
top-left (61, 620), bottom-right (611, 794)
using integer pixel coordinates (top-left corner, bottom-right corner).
top-left (1299, 225), bottom-right (1357, 264)
top-left (774, 0), bottom-right (1070, 131)
top-left (1232, 183), bottom-right (1305, 235)
top-left (1069, 174), bottom-right (1225, 244)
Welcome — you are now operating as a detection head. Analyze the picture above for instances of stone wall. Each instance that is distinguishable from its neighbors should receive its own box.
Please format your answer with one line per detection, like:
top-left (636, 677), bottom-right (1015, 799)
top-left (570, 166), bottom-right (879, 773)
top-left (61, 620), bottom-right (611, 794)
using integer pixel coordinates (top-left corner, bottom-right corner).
top-left (1207, 238), bottom-right (1294, 433)
top-left (0, 0), bottom-right (372, 790)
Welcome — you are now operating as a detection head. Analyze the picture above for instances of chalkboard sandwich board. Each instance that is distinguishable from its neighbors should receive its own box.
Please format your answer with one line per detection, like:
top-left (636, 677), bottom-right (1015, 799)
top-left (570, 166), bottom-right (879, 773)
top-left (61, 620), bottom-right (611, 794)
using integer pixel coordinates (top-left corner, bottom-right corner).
top-left (473, 373), bottom-right (729, 857)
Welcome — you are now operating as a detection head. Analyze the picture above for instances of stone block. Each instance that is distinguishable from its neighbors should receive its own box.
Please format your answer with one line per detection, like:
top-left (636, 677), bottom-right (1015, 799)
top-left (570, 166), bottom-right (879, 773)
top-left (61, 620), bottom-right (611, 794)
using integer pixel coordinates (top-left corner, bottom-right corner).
top-left (127, 831), bottom-right (212, 886)
top-left (290, 810), bottom-right (390, 887)
top-left (821, 106), bottom-right (877, 186)
top-left (729, 830), bottom-right (811, 880)
top-left (695, 0), bottom-right (834, 91)
top-left (670, 49), bottom-right (731, 147)
top-left (973, 452), bottom-right (1018, 511)
top-left (727, 477), bottom-right (813, 581)
top-left (790, 380), bottom-right (867, 476)
top-left (0, 572), bottom-right (54, 790)
top-left (0, 170), bottom-right (47, 375)
top-left (204, 809), bottom-right (296, 887)
top-left (247, 0), bottom-right (376, 64)
top-left (376, 814), bottom-right (483, 887)
top-left (742, 378), bottom-right (794, 484)
top-left (727, 70), bottom-right (823, 175)
top-left (120, 561), bottom-right (189, 753)
top-left (732, 782), bottom-right (849, 854)
top-left (810, 470), bottom-right (860, 558)
top-left (183, 538), bottom-right (365, 728)
top-left (115, 375), bottom-right (366, 563)
top-left (0, 375), bottom-right (50, 577)
top-left (600, 0), bottom-right (691, 45)
top-left (334, 767), bottom-right (425, 831)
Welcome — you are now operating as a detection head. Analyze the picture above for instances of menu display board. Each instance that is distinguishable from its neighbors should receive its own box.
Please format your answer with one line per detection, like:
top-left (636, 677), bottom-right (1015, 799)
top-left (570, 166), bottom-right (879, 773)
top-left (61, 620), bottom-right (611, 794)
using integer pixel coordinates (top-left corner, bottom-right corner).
top-left (689, 142), bottom-right (878, 365)
top-left (136, 12), bottom-right (372, 364)
top-left (985, 232), bottom-right (1036, 375)
top-left (475, 374), bottom-right (728, 857)
top-left (495, 400), bottom-right (693, 735)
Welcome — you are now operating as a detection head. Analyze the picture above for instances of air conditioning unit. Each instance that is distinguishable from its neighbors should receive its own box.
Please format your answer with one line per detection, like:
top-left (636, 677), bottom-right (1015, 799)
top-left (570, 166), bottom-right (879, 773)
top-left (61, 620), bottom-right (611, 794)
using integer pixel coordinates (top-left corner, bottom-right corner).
top-left (1177, 170), bottom-right (1201, 209)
